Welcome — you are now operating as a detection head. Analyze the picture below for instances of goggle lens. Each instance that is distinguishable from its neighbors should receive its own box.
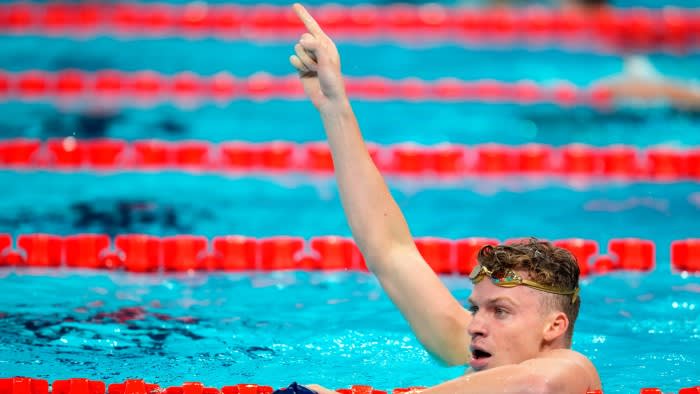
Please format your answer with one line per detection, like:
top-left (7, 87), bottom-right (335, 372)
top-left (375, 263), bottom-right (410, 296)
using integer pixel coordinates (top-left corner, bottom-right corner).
top-left (491, 268), bottom-right (510, 282)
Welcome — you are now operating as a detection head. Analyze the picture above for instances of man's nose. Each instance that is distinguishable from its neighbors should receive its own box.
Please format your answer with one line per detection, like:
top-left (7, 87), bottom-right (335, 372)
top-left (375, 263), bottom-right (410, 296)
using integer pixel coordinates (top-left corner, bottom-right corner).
top-left (467, 312), bottom-right (487, 337)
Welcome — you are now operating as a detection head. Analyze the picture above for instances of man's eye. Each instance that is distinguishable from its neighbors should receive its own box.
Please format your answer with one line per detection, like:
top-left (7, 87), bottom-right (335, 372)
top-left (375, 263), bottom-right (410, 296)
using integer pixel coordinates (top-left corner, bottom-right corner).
top-left (495, 307), bottom-right (508, 316)
top-left (468, 305), bottom-right (478, 314)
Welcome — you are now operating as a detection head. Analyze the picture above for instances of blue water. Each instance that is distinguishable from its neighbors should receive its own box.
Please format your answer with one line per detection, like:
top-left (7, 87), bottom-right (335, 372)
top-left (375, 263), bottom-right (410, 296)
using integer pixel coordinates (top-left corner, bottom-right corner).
top-left (2, 37), bottom-right (700, 83)
top-left (0, 173), bottom-right (698, 252)
top-left (0, 172), bottom-right (698, 391)
top-left (0, 269), bottom-right (699, 393)
top-left (2, 102), bottom-right (700, 147)
top-left (0, 37), bottom-right (626, 82)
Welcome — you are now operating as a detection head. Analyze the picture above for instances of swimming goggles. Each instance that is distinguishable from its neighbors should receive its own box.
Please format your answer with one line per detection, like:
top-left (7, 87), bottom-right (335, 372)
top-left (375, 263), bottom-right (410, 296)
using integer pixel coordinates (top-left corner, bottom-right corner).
top-left (469, 264), bottom-right (579, 304)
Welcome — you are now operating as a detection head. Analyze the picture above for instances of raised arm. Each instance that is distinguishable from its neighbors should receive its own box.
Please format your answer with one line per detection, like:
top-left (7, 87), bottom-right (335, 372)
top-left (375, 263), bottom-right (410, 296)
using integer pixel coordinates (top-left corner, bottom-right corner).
top-left (289, 3), bottom-right (471, 366)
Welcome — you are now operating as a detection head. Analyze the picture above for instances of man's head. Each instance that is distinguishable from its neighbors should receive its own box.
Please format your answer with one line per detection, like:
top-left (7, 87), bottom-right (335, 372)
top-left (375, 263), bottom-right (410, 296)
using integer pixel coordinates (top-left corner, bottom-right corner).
top-left (466, 238), bottom-right (581, 371)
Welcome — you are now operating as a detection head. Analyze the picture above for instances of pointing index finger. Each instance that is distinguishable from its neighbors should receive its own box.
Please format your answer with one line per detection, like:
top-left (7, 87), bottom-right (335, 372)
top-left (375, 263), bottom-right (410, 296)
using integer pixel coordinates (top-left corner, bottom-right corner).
top-left (293, 3), bottom-right (325, 37)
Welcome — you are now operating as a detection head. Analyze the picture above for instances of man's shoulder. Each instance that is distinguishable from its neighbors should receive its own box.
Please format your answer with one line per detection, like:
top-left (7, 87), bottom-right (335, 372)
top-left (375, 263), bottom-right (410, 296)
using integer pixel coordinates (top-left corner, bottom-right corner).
top-left (540, 348), bottom-right (592, 361)
top-left (535, 348), bottom-right (598, 371)
top-left (526, 349), bottom-right (602, 388)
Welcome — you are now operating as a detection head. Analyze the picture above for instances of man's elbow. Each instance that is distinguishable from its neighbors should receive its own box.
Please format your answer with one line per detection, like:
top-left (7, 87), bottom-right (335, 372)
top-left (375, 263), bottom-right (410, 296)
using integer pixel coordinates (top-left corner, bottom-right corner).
top-left (444, 358), bottom-right (464, 368)
top-left (433, 312), bottom-right (471, 367)
top-left (517, 371), bottom-right (583, 394)
top-left (418, 333), bottom-right (467, 367)
top-left (523, 374), bottom-right (554, 394)
top-left (511, 370), bottom-right (558, 394)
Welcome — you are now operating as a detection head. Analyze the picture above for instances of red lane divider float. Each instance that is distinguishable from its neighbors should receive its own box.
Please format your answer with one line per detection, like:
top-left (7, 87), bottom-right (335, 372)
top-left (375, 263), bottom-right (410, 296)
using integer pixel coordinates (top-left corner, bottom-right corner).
top-left (164, 383), bottom-right (221, 394)
top-left (1, 378), bottom-right (699, 394)
top-left (0, 233), bottom-right (697, 274)
top-left (1, 139), bottom-right (698, 183)
top-left (107, 381), bottom-right (160, 394)
top-left (0, 70), bottom-right (615, 108)
top-left (0, 3), bottom-right (699, 52)
top-left (671, 239), bottom-right (700, 272)
top-left (0, 378), bottom-right (49, 394)
top-left (53, 379), bottom-right (105, 394)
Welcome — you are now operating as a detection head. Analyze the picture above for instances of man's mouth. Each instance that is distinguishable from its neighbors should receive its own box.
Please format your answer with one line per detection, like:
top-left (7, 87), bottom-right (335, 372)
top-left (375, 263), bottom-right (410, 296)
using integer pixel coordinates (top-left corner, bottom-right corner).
top-left (472, 349), bottom-right (492, 359)
top-left (469, 346), bottom-right (492, 370)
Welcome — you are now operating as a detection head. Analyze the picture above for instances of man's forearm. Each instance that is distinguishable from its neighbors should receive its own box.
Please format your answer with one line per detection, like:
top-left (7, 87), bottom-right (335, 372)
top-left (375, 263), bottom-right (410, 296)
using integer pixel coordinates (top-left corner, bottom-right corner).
top-left (319, 100), bottom-right (415, 273)
top-left (317, 100), bottom-right (472, 366)
top-left (420, 365), bottom-right (551, 394)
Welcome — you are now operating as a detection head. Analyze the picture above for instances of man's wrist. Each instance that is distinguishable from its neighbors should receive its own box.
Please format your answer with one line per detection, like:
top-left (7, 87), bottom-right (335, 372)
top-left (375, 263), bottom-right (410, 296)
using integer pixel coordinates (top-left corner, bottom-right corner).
top-left (319, 98), bottom-right (353, 121)
top-left (316, 74), bottom-right (351, 117)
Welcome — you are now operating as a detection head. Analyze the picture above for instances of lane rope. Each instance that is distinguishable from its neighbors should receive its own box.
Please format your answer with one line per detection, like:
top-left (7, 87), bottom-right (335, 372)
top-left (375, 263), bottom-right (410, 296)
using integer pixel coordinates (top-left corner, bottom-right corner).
top-left (1, 377), bottom-right (698, 394)
top-left (1, 139), bottom-right (698, 182)
top-left (0, 3), bottom-right (698, 52)
top-left (1, 233), bottom-right (698, 274)
top-left (0, 70), bottom-right (613, 107)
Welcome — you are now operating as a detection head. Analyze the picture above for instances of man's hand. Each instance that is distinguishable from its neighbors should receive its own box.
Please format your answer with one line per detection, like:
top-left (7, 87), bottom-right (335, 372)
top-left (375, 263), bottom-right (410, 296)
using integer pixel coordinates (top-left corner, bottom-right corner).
top-left (290, 3), bottom-right (347, 111)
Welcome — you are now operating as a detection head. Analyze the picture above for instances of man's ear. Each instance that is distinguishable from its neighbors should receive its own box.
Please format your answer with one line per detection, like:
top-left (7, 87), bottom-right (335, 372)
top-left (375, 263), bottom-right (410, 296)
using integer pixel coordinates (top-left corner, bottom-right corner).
top-left (543, 311), bottom-right (569, 342)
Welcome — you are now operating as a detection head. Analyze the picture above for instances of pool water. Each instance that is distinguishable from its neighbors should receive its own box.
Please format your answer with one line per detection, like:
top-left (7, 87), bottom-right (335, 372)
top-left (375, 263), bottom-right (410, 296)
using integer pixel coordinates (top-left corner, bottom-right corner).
top-left (0, 269), bottom-right (698, 393)
top-left (1, 0), bottom-right (700, 392)
top-left (3, 102), bottom-right (700, 148)
top-left (0, 171), bottom-right (699, 392)
top-left (0, 173), bottom-right (699, 248)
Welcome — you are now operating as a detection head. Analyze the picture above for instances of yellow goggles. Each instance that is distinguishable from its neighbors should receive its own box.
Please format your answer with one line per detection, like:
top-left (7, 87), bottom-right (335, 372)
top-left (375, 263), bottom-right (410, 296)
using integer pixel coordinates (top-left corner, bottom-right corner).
top-left (469, 264), bottom-right (579, 304)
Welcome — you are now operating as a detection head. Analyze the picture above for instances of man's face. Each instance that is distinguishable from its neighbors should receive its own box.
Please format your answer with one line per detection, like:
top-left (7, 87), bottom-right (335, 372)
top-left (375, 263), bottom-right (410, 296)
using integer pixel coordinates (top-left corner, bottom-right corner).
top-left (466, 275), bottom-right (548, 371)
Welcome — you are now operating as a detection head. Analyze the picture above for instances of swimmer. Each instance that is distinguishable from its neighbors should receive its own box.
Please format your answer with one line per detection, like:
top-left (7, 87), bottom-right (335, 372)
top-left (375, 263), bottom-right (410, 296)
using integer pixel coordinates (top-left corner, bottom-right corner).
top-left (592, 56), bottom-right (700, 110)
top-left (289, 3), bottom-right (602, 393)
top-left (568, 0), bottom-right (700, 109)
top-left (485, 0), bottom-right (700, 109)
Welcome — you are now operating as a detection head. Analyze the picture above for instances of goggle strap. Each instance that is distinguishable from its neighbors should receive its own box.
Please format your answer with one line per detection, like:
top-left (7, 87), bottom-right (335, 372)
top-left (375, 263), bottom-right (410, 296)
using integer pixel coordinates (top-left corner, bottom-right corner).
top-left (571, 287), bottom-right (580, 305)
top-left (470, 264), bottom-right (579, 304)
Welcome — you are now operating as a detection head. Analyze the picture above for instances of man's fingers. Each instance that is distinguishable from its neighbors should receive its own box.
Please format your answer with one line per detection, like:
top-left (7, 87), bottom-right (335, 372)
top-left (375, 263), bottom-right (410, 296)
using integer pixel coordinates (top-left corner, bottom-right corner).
top-left (300, 33), bottom-right (314, 43)
top-left (293, 3), bottom-right (324, 37)
top-left (289, 55), bottom-right (309, 73)
top-left (299, 34), bottom-right (320, 53)
top-left (295, 43), bottom-right (317, 70)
